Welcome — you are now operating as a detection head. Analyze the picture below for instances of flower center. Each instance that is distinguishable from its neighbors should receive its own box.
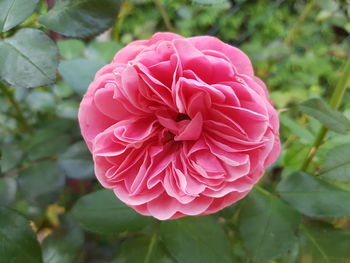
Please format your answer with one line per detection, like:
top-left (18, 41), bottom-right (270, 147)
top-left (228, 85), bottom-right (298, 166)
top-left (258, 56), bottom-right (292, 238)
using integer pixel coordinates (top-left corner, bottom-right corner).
top-left (176, 113), bottom-right (191, 122)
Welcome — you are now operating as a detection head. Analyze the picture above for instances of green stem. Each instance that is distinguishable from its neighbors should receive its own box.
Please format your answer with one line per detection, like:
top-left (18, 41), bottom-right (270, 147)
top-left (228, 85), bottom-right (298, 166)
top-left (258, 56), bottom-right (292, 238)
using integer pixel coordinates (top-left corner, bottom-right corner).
top-left (144, 232), bottom-right (157, 263)
top-left (255, 184), bottom-right (272, 196)
top-left (111, 2), bottom-right (130, 41)
top-left (0, 82), bottom-right (31, 132)
top-left (153, 0), bottom-right (175, 32)
top-left (301, 57), bottom-right (350, 171)
top-left (20, 17), bottom-right (38, 28)
top-left (301, 127), bottom-right (327, 171)
top-left (329, 58), bottom-right (350, 109)
top-left (284, 0), bottom-right (315, 45)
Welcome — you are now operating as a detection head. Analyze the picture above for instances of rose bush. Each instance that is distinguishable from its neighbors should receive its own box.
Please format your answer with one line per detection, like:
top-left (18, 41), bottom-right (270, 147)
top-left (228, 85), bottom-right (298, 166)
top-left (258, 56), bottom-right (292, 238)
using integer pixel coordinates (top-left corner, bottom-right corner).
top-left (78, 32), bottom-right (280, 220)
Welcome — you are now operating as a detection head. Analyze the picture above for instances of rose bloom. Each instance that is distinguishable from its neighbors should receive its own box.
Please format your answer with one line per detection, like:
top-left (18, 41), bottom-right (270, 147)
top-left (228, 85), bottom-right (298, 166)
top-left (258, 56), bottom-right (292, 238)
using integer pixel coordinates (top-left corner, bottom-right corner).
top-left (79, 33), bottom-right (280, 220)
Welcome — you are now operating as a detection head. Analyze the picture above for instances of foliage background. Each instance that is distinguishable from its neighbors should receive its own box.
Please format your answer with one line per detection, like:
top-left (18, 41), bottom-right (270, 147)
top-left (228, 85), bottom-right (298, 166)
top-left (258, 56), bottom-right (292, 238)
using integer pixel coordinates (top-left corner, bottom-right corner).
top-left (1, 0), bottom-right (350, 262)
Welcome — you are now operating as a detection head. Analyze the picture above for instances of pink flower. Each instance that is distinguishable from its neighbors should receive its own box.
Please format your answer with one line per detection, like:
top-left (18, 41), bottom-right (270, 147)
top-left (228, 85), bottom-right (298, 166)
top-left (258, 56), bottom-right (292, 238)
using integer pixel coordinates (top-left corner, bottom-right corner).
top-left (78, 32), bottom-right (280, 220)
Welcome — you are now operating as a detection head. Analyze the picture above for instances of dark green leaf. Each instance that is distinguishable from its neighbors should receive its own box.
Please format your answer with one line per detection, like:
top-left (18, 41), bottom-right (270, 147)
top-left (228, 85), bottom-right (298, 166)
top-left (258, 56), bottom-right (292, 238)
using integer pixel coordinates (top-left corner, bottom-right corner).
top-left (58, 58), bottom-right (105, 95)
top-left (0, 0), bottom-right (39, 32)
top-left (57, 39), bottom-right (85, 60)
top-left (0, 28), bottom-right (59, 88)
top-left (299, 98), bottom-right (350, 134)
top-left (26, 124), bottom-right (71, 161)
top-left (277, 172), bottom-right (350, 218)
top-left (238, 188), bottom-right (300, 262)
top-left (0, 207), bottom-right (42, 263)
top-left (42, 216), bottom-right (84, 263)
top-left (58, 141), bottom-right (94, 180)
top-left (319, 143), bottom-right (350, 182)
top-left (160, 216), bottom-right (234, 263)
top-left (71, 189), bottom-right (154, 234)
top-left (298, 223), bottom-right (350, 263)
top-left (0, 177), bottom-right (17, 206)
top-left (0, 142), bottom-right (23, 172)
top-left (39, 0), bottom-right (121, 38)
top-left (113, 235), bottom-right (174, 263)
top-left (18, 161), bottom-right (66, 206)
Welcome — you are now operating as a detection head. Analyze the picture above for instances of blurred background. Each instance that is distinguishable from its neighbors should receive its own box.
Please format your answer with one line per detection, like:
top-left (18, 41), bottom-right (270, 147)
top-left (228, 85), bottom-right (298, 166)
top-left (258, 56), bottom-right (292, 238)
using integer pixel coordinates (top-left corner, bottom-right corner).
top-left (1, 0), bottom-right (350, 262)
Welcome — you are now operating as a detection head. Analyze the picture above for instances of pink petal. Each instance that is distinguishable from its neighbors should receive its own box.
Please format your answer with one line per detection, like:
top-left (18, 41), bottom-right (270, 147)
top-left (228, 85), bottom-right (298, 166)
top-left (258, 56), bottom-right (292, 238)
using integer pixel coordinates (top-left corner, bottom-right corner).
top-left (188, 36), bottom-right (254, 76)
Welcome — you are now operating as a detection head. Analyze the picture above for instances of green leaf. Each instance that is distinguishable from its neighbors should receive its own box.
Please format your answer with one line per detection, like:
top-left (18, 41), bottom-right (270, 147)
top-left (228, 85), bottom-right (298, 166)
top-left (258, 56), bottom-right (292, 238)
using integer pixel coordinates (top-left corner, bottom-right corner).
top-left (17, 161), bottom-right (66, 206)
top-left (52, 81), bottom-right (74, 98)
top-left (298, 223), bottom-right (350, 263)
top-left (58, 141), bottom-right (94, 180)
top-left (160, 216), bottom-right (234, 263)
top-left (26, 91), bottom-right (56, 112)
top-left (280, 114), bottom-right (314, 144)
top-left (0, 0), bottom-right (39, 32)
top-left (0, 177), bottom-right (17, 206)
top-left (319, 143), bottom-right (350, 182)
top-left (57, 39), bottom-right (85, 60)
top-left (0, 142), bottom-right (23, 172)
top-left (113, 235), bottom-right (174, 263)
top-left (192, 0), bottom-right (227, 4)
top-left (42, 216), bottom-right (84, 263)
top-left (0, 28), bottom-right (59, 88)
top-left (238, 188), bottom-right (301, 262)
top-left (86, 41), bottom-right (122, 63)
top-left (56, 101), bottom-right (79, 120)
top-left (299, 98), bottom-right (350, 134)
top-left (0, 207), bottom-right (42, 263)
top-left (39, 0), bottom-right (121, 38)
top-left (71, 189), bottom-right (154, 234)
top-left (277, 172), bottom-right (350, 218)
top-left (58, 58), bottom-right (105, 95)
top-left (25, 124), bottom-right (71, 161)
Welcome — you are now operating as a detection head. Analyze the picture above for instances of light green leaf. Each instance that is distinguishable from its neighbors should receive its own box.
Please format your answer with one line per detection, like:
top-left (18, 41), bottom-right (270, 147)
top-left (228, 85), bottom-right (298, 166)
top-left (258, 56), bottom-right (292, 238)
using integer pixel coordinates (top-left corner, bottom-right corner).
top-left (192, 0), bottom-right (227, 4)
top-left (298, 223), bottom-right (350, 263)
top-left (280, 114), bottom-right (314, 144)
top-left (299, 98), bottom-right (350, 134)
top-left (238, 188), bottom-right (300, 262)
top-left (0, 207), bottom-right (42, 263)
top-left (0, 28), bottom-right (59, 88)
top-left (319, 143), bottom-right (350, 182)
top-left (18, 161), bottom-right (66, 206)
top-left (86, 41), bottom-right (122, 63)
top-left (57, 39), bottom-right (85, 60)
top-left (277, 172), bottom-right (350, 218)
top-left (71, 189), bottom-right (154, 234)
top-left (58, 141), bottom-right (94, 180)
top-left (58, 58), bottom-right (105, 95)
top-left (160, 216), bottom-right (234, 263)
top-left (42, 216), bottom-right (84, 263)
top-left (0, 0), bottom-right (39, 32)
top-left (52, 81), bottom-right (74, 98)
top-left (56, 101), bottom-right (79, 120)
top-left (26, 91), bottom-right (56, 112)
top-left (39, 0), bottom-right (121, 38)
top-left (0, 177), bottom-right (17, 206)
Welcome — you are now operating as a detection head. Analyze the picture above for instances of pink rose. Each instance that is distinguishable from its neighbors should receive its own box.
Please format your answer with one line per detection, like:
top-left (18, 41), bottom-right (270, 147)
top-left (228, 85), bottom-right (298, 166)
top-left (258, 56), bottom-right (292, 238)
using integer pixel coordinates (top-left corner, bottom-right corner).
top-left (78, 32), bottom-right (280, 220)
